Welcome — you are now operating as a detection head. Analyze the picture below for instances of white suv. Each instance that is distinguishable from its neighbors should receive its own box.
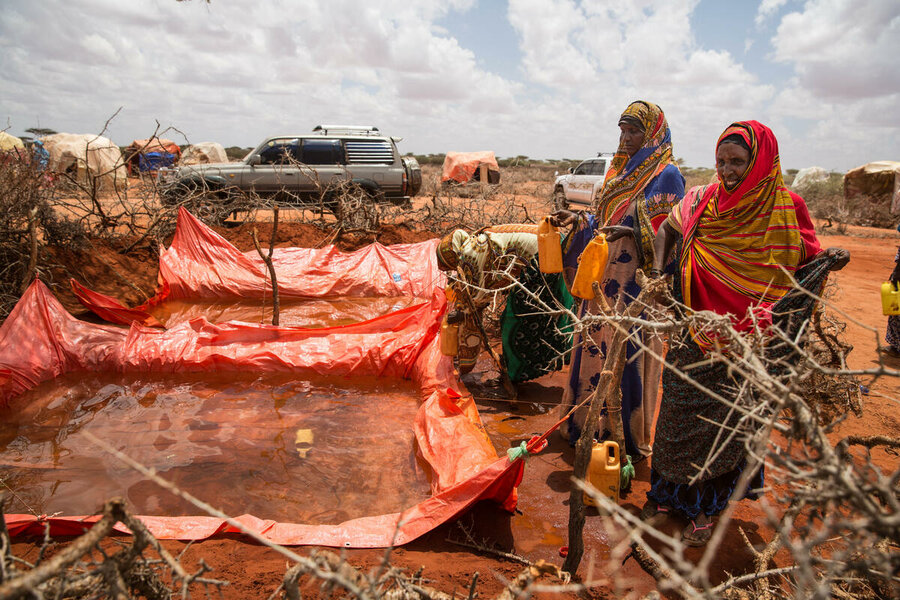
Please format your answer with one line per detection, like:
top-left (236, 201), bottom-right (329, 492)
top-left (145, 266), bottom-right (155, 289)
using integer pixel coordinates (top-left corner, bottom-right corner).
top-left (551, 155), bottom-right (612, 209)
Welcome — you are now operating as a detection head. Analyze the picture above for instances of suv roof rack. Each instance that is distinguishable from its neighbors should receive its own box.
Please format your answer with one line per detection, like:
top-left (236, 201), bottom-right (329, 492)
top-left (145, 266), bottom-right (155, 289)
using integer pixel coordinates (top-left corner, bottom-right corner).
top-left (312, 125), bottom-right (380, 136)
top-left (596, 152), bottom-right (615, 157)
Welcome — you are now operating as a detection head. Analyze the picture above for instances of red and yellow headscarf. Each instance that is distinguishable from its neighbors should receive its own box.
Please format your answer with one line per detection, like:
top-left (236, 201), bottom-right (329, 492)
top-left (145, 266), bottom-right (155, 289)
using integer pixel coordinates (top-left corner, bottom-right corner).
top-left (678, 120), bottom-right (820, 348)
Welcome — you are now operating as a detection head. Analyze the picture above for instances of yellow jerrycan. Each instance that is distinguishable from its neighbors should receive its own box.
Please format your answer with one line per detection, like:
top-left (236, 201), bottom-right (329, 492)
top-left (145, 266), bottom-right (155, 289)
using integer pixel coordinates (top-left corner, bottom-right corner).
top-left (537, 217), bottom-right (563, 273)
top-left (439, 315), bottom-right (459, 356)
top-left (583, 440), bottom-right (620, 506)
top-left (570, 234), bottom-right (609, 300)
top-left (882, 282), bottom-right (900, 315)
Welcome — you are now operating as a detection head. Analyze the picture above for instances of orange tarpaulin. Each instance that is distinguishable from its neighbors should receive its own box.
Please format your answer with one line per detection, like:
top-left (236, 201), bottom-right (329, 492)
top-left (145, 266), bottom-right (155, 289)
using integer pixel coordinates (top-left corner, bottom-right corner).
top-left (0, 209), bottom-right (549, 547)
top-left (126, 138), bottom-right (181, 157)
top-left (441, 151), bottom-right (500, 184)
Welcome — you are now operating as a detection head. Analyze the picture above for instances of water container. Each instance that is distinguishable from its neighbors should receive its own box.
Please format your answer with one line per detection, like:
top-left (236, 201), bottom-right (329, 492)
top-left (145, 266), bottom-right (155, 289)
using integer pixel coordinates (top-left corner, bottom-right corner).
top-left (882, 282), bottom-right (900, 315)
top-left (440, 317), bottom-right (459, 356)
top-left (537, 217), bottom-right (563, 273)
top-left (583, 440), bottom-right (620, 506)
top-left (570, 234), bottom-right (608, 300)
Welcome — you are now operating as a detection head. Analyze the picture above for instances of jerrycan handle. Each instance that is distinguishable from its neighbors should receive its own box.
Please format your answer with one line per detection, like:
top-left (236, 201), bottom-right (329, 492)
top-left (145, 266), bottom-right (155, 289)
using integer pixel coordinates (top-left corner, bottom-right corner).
top-left (607, 443), bottom-right (616, 465)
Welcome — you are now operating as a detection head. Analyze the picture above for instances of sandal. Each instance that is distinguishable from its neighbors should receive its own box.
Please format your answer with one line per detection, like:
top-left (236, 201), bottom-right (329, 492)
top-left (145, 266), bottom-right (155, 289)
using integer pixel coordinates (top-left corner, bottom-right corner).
top-left (682, 518), bottom-right (714, 547)
top-left (638, 500), bottom-right (670, 524)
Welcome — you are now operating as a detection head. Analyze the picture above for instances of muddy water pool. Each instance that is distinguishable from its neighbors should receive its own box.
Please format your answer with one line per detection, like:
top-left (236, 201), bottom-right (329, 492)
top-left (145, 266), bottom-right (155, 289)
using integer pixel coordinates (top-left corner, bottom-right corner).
top-left (0, 371), bottom-right (431, 523)
top-left (149, 296), bottom-right (419, 328)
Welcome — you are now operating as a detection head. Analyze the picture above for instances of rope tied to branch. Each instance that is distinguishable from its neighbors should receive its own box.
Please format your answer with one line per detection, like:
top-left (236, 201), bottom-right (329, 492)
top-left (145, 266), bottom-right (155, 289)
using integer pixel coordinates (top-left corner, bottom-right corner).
top-left (507, 436), bottom-right (549, 462)
top-left (507, 442), bottom-right (530, 461)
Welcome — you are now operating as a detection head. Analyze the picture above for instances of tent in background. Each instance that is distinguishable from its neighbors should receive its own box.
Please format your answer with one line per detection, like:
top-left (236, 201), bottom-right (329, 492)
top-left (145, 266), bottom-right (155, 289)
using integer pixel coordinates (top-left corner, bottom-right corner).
top-left (125, 138), bottom-right (181, 175)
top-left (844, 161), bottom-right (900, 215)
top-left (0, 131), bottom-right (26, 163)
top-left (0, 131), bottom-right (25, 153)
top-left (791, 166), bottom-right (829, 190)
top-left (41, 133), bottom-right (127, 190)
top-left (441, 151), bottom-right (500, 185)
top-left (179, 141), bottom-right (228, 165)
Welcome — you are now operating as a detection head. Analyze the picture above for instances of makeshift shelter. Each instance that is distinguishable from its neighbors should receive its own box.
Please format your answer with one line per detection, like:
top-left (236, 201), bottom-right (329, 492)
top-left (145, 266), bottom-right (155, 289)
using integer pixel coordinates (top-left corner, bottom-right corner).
top-left (792, 166), bottom-right (829, 190)
top-left (41, 133), bottom-right (127, 190)
top-left (0, 131), bottom-right (25, 153)
top-left (179, 141), bottom-right (228, 165)
top-left (441, 151), bottom-right (500, 185)
top-left (844, 161), bottom-right (900, 215)
top-left (125, 137), bottom-right (181, 175)
top-left (0, 131), bottom-right (26, 163)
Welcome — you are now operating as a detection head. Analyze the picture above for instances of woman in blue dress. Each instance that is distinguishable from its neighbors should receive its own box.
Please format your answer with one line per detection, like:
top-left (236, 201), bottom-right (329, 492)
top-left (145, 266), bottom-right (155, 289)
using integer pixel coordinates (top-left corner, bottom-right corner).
top-left (552, 100), bottom-right (684, 463)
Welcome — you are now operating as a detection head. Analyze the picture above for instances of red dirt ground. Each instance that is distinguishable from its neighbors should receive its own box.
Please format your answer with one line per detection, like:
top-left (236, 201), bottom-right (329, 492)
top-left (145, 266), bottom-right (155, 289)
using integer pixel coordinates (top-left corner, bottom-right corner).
top-left (9, 212), bottom-right (900, 598)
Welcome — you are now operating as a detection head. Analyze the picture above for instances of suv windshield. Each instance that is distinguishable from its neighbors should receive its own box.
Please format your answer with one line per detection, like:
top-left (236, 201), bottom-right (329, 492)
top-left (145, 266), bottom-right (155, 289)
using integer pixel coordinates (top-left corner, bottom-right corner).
top-left (258, 140), bottom-right (299, 165)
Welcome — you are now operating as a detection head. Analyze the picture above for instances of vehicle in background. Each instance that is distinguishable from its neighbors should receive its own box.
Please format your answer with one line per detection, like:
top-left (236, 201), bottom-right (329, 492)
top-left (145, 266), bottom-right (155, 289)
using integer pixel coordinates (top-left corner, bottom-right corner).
top-left (551, 155), bottom-right (612, 209)
top-left (157, 125), bottom-right (422, 217)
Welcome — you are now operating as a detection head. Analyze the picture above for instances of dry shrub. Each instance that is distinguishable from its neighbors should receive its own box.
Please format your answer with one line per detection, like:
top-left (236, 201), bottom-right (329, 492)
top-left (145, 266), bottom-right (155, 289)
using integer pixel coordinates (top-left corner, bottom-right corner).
top-left (681, 166), bottom-right (717, 190)
top-left (0, 157), bottom-right (90, 316)
top-left (798, 174), bottom-right (896, 229)
top-left (795, 309), bottom-right (863, 425)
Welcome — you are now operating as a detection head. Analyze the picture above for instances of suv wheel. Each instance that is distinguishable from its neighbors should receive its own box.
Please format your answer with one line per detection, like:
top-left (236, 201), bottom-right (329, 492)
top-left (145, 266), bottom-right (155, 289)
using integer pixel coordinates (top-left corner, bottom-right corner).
top-left (552, 187), bottom-right (569, 210)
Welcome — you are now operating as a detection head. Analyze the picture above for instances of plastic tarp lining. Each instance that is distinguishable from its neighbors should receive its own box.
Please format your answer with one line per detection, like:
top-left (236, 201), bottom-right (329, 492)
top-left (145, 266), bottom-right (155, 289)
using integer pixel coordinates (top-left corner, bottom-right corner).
top-left (70, 208), bottom-right (445, 327)
top-left (0, 209), bottom-right (540, 547)
top-left (441, 151), bottom-right (500, 184)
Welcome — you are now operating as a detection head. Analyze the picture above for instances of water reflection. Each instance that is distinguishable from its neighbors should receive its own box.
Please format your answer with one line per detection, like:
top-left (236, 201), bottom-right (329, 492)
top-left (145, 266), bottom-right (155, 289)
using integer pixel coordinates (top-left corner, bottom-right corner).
top-left (0, 371), bottom-right (430, 523)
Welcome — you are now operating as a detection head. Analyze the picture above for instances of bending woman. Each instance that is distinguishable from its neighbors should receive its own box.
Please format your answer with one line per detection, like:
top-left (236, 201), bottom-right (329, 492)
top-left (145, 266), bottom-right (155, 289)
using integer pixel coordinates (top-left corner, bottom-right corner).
top-left (553, 100), bottom-right (684, 460)
top-left (645, 120), bottom-right (849, 546)
top-left (436, 225), bottom-right (574, 383)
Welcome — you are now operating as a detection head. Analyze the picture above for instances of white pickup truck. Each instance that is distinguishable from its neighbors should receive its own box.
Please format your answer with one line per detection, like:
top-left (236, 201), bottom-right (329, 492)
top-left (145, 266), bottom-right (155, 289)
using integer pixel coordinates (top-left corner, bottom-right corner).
top-left (551, 155), bottom-right (612, 209)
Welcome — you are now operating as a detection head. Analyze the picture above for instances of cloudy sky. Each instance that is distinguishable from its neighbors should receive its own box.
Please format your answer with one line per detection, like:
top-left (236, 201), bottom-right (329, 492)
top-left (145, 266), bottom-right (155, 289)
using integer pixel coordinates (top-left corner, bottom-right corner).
top-left (1, 0), bottom-right (898, 170)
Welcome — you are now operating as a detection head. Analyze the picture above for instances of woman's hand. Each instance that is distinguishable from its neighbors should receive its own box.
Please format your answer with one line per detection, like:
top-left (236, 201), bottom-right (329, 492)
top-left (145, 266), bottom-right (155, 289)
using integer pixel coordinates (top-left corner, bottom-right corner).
top-left (824, 247), bottom-right (850, 271)
top-left (599, 225), bottom-right (634, 243)
top-left (890, 252), bottom-right (900, 283)
top-left (549, 209), bottom-right (578, 228)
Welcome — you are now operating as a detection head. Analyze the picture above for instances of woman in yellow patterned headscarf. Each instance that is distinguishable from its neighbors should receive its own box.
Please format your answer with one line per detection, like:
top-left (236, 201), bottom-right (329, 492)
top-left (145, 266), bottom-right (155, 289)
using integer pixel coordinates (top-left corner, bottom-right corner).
top-left (552, 100), bottom-right (685, 463)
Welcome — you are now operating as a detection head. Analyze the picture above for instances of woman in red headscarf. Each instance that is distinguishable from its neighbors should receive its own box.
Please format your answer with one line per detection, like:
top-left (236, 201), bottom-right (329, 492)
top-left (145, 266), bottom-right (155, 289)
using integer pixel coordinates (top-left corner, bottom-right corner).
top-left (643, 120), bottom-right (849, 546)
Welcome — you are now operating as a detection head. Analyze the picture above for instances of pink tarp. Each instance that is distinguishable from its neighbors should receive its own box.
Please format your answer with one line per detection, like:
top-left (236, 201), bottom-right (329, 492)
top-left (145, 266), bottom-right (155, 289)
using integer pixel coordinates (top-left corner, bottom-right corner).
top-left (0, 209), bottom-right (546, 547)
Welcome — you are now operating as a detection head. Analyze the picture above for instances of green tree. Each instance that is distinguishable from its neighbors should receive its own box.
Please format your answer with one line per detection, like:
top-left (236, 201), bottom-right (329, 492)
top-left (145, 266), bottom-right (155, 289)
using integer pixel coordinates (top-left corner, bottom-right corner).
top-left (25, 127), bottom-right (57, 137)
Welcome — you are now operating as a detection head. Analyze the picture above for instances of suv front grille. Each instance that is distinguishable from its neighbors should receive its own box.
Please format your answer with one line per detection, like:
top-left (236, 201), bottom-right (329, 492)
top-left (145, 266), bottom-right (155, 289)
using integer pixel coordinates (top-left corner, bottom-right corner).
top-left (345, 141), bottom-right (394, 165)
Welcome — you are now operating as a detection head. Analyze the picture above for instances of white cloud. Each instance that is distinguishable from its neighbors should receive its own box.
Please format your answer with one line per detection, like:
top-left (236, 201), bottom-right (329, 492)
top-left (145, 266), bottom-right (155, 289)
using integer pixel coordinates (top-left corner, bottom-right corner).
top-left (756, 0), bottom-right (788, 25)
top-left (763, 0), bottom-right (900, 169)
top-left (506, 0), bottom-right (775, 165)
top-left (772, 0), bottom-right (900, 100)
top-left (0, 0), bottom-right (896, 170)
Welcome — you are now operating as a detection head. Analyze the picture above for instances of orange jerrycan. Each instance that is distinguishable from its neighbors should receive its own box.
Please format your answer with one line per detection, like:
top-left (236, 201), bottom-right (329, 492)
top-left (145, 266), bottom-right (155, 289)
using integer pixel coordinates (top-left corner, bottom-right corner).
top-left (537, 217), bottom-right (563, 273)
top-left (583, 440), bottom-right (620, 506)
top-left (882, 282), bottom-right (900, 315)
top-left (570, 234), bottom-right (608, 300)
top-left (440, 316), bottom-right (459, 356)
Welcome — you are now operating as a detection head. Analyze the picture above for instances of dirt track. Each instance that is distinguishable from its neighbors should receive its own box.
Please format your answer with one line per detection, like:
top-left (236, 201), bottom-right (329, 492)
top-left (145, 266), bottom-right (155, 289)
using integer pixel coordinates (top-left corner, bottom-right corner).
top-left (8, 203), bottom-right (900, 598)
